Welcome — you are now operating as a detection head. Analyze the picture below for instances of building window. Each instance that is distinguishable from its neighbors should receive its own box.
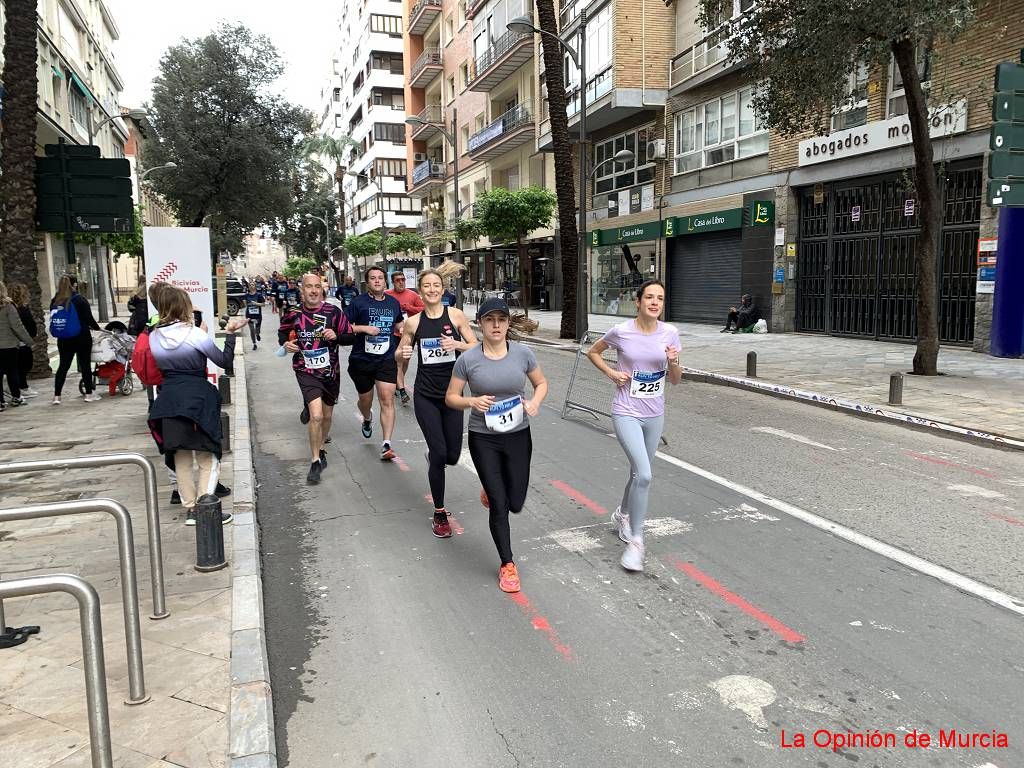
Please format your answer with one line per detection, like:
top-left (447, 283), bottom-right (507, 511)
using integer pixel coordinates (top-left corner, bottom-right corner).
top-left (593, 124), bottom-right (655, 194)
top-left (445, 14), bottom-right (454, 43)
top-left (458, 0), bottom-right (467, 26)
top-left (371, 52), bottom-right (404, 74)
top-left (372, 88), bottom-right (405, 110)
top-left (375, 158), bottom-right (408, 178)
top-left (373, 122), bottom-right (406, 143)
top-left (831, 62), bottom-right (869, 131)
top-left (333, 87), bottom-right (341, 102)
top-left (461, 124), bottom-right (470, 154)
top-left (887, 47), bottom-right (931, 117)
top-left (459, 61), bottom-right (469, 91)
top-left (673, 86), bottom-right (768, 174)
top-left (565, 3), bottom-right (611, 90)
top-left (447, 75), bottom-right (456, 103)
top-left (68, 83), bottom-right (89, 127)
top-left (370, 14), bottom-right (403, 36)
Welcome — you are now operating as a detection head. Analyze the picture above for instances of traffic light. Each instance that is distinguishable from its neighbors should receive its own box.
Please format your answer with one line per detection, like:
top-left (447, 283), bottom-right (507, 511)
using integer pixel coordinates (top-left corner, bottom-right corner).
top-left (34, 142), bottom-right (135, 256)
top-left (988, 52), bottom-right (1024, 207)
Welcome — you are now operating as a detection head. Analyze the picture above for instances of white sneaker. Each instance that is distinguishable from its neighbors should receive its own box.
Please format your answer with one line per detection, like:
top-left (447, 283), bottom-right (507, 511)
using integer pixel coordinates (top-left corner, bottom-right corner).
top-left (611, 506), bottom-right (632, 543)
top-left (83, 393), bottom-right (102, 402)
top-left (620, 537), bottom-right (645, 572)
top-left (21, 387), bottom-right (38, 398)
top-left (51, 396), bottom-right (61, 405)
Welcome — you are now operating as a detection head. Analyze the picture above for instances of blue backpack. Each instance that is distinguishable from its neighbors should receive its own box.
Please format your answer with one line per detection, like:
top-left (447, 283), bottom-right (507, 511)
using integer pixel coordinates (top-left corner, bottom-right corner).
top-left (49, 300), bottom-right (81, 338)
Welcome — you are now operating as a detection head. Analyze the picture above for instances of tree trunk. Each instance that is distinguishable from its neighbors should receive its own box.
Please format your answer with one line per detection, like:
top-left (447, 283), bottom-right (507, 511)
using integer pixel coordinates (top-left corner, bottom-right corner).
top-left (517, 237), bottom-right (530, 318)
top-left (534, 0), bottom-right (579, 339)
top-left (0, 0), bottom-right (51, 379)
top-left (893, 37), bottom-right (940, 376)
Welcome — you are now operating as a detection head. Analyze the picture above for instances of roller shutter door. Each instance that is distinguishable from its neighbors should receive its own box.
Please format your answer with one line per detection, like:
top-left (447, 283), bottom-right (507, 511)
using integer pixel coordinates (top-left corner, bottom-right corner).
top-left (668, 230), bottom-right (742, 324)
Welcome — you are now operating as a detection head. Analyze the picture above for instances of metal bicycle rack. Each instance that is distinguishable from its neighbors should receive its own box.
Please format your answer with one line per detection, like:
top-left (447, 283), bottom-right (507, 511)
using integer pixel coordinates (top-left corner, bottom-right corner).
top-left (0, 453), bottom-right (169, 619)
top-left (0, 574), bottom-right (114, 768)
top-left (0, 499), bottom-right (150, 705)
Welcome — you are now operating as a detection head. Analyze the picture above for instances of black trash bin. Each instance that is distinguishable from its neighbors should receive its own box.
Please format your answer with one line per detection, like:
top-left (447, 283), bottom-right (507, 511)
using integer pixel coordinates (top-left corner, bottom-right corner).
top-left (539, 289), bottom-right (549, 310)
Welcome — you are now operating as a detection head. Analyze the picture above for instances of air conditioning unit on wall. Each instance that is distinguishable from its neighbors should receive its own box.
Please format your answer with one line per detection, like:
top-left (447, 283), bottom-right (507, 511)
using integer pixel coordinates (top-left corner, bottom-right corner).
top-left (646, 139), bottom-right (666, 160)
top-left (413, 152), bottom-right (428, 163)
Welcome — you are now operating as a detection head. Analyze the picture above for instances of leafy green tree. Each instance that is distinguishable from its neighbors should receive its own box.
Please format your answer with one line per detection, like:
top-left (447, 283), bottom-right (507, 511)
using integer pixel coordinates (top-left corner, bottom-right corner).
top-left (1, 0), bottom-right (50, 376)
top-left (385, 232), bottom-right (427, 259)
top-left (301, 133), bottom-right (359, 279)
top-left (144, 23), bottom-right (309, 230)
top-left (344, 232), bottom-right (384, 274)
top-left (276, 166), bottom-right (339, 263)
top-left (704, 0), bottom-right (978, 374)
top-left (282, 256), bottom-right (319, 279)
top-left (475, 186), bottom-right (557, 317)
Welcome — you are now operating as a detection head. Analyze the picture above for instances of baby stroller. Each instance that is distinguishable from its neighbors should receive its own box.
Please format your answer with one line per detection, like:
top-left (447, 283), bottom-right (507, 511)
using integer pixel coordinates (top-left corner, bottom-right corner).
top-left (81, 321), bottom-right (135, 396)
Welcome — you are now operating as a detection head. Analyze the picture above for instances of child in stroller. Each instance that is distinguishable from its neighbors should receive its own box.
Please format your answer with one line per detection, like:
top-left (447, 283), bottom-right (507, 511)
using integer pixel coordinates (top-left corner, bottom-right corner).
top-left (85, 321), bottom-right (136, 396)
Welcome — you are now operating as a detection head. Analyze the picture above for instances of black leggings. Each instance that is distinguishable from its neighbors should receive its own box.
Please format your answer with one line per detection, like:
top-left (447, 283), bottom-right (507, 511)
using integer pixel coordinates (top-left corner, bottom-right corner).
top-left (248, 317), bottom-right (262, 344)
top-left (0, 347), bottom-right (20, 402)
top-left (17, 346), bottom-right (32, 389)
top-left (413, 392), bottom-right (464, 510)
top-left (468, 428), bottom-right (532, 565)
top-left (55, 335), bottom-right (93, 395)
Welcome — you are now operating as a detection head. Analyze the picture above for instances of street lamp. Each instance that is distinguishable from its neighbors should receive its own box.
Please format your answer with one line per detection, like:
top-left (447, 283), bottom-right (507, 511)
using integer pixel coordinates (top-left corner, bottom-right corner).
top-left (508, 13), bottom-right (594, 340)
top-left (140, 162), bottom-right (177, 182)
top-left (89, 108), bottom-right (146, 147)
top-left (405, 108), bottom-right (462, 308)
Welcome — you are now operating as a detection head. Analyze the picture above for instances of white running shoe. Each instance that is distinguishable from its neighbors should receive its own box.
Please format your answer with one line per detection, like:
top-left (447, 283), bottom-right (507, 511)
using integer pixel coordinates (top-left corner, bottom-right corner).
top-left (611, 506), bottom-right (632, 543)
top-left (83, 393), bottom-right (102, 402)
top-left (52, 396), bottom-right (61, 405)
top-left (21, 387), bottom-right (38, 398)
top-left (620, 537), bottom-right (645, 572)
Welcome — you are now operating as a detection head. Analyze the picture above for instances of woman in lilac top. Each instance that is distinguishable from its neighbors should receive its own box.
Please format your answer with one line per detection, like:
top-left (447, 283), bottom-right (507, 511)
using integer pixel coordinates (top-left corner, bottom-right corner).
top-left (586, 280), bottom-right (682, 572)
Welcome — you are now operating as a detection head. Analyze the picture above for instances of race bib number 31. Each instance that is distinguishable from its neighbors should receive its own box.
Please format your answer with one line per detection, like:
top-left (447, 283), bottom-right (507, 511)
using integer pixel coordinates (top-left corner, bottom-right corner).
top-left (303, 348), bottom-right (330, 370)
top-left (420, 337), bottom-right (455, 365)
top-left (485, 396), bottom-right (524, 433)
top-left (630, 370), bottom-right (666, 398)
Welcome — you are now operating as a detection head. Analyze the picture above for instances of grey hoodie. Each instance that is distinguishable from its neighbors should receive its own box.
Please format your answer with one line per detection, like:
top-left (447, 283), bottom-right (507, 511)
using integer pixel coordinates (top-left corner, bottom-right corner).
top-left (0, 302), bottom-right (32, 349)
top-left (150, 322), bottom-right (234, 376)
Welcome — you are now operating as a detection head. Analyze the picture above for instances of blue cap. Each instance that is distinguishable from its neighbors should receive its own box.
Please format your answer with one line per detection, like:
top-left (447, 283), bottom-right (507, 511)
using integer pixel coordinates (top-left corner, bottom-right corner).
top-left (476, 297), bottom-right (510, 320)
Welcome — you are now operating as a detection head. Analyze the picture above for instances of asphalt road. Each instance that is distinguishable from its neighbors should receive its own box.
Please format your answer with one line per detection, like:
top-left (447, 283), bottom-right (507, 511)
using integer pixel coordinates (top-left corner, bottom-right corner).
top-left (251, 321), bottom-right (1023, 768)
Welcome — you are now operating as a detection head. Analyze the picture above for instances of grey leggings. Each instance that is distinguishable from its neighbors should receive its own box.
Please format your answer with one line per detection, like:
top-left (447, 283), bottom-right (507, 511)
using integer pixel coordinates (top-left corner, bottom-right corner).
top-left (612, 414), bottom-right (664, 540)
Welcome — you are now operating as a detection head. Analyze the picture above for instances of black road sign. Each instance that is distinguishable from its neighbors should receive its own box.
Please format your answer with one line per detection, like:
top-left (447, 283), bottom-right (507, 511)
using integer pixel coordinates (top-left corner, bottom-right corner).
top-left (36, 213), bottom-right (134, 234)
top-left (36, 176), bottom-right (133, 197)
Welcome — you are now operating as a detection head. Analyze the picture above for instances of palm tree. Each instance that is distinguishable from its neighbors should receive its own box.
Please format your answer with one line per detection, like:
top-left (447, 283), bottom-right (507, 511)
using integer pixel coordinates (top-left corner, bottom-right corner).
top-left (1, 1), bottom-right (51, 377)
top-left (534, 0), bottom-right (580, 340)
top-left (301, 133), bottom-right (360, 281)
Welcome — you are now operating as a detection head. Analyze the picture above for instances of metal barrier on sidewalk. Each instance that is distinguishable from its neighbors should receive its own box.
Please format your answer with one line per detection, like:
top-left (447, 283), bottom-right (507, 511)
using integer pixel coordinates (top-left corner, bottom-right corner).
top-left (0, 499), bottom-right (150, 705)
top-left (0, 453), bottom-right (169, 619)
top-left (0, 574), bottom-right (114, 768)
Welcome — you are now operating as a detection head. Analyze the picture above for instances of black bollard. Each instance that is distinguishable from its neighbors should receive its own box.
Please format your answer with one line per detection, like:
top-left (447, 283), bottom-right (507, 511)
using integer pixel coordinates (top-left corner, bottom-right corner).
top-left (220, 412), bottom-right (231, 453)
top-left (194, 494), bottom-right (227, 572)
top-left (746, 351), bottom-right (757, 378)
top-left (218, 375), bottom-right (232, 404)
top-left (888, 372), bottom-right (904, 406)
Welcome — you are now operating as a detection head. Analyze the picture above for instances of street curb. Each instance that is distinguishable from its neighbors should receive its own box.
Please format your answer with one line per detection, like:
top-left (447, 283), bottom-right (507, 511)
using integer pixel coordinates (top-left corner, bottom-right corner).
top-left (227, 351), bottom-right (278, 768)
top-left (683, 367), bottom-right (1024, 451)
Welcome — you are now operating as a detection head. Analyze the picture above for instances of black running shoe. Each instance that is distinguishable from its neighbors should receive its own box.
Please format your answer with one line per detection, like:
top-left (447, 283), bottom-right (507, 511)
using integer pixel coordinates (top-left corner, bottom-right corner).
top-left (399, 388), bottom-right (410, 406)
top-left (319, 448), bottom-right (328, 468)
top-left (170, 489), bottom-right (182, 505)
top-left (361, 413), bottom-right (372, 438)
top-left (185, 509), bottom-right (196, 526)
top-left (300, 405), bottom-right (310, 424)
top-left (215, 483), bottom-right (231, 498)
top-left (324, 436), bottom-right (332, 444)
top-left (307, 460), bottom-right (322, 485)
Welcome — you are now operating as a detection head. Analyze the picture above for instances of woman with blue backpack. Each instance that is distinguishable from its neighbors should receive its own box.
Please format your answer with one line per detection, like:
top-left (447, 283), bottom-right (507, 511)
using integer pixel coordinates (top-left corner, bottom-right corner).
top-left (50, 275), bottom-right (101, 404)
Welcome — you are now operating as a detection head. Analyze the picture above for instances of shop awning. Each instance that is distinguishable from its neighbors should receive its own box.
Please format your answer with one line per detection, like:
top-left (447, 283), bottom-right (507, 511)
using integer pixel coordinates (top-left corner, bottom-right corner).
top-left (69, 72), bottom-right (93, 103)
top-left (51, 64), bottom-right (64, 79)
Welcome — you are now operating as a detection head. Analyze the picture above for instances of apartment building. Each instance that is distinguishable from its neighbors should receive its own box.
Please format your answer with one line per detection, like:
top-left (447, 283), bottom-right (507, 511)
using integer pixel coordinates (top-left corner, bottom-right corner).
top-left (0, 0), bottom-right (129, 303)
top-left (662, 0), bottom-right (1022, 349)
top-left (319, 0), bottom-right (422, 278)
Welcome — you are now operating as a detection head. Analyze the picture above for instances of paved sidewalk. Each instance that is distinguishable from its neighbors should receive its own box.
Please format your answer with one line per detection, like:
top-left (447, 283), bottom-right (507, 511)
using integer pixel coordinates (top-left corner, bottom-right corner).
top-left (0, 340), bottom-right (262, 767)
top-left (478, 304), bottom-right (1024, 446)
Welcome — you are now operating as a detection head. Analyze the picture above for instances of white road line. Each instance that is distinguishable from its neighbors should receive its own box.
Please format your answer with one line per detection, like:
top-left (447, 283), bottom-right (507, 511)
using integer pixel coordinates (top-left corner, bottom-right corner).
top-left (751, 426), bottom-right (838, 451)
top-left (457, 447), bottom-right (478, 477)
top-left (654, 450), bottom-right (1024, 617)
top-left (947, 483), bottom-right (1005, 499)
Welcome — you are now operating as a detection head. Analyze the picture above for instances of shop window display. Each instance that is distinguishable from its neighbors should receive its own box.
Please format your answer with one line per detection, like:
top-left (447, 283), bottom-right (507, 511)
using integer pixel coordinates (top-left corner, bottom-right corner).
top-left (590, 242), bottom-right (653, 316)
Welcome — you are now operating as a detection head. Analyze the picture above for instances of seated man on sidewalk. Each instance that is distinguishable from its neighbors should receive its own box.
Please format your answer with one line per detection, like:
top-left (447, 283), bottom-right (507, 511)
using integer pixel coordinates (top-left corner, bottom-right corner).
top-left (722, 294), bottom-right (760, 333)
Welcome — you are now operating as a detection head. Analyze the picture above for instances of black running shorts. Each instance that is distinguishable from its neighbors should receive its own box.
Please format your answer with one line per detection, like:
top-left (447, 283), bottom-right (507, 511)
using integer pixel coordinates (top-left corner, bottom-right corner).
top-left (347, 355), bottom-right (398, 394)
top-left (296, 371), bottom-right (340, 407)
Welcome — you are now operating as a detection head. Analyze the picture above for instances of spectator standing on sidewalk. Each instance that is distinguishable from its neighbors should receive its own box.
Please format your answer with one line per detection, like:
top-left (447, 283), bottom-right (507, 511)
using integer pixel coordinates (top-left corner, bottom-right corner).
top-left (9, 283), bottom-right (39, 398)
top-left (127, 277), bottom-right (149, 336)
top-left (147, 287), bottom-right (246, 524)
top-left (50, 275), bottom-right (101, 404)
top-left (0, 281), bottom-right (34, 411)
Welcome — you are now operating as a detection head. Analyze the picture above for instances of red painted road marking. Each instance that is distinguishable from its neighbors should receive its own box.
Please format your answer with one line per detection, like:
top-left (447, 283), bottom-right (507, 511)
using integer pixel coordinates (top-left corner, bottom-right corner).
top-left (904, 451), bottom-right (997, 479)
top-left (987, 512), bottom-right (1024, 528)
top-left (673, 561), bottom-right (806, 644)
top-left (392, 455), bottom-right (411, 471)
top-left (549, 479), bottom-right (607, 517)
top-left (507, 591), bottom-right (573, 662)
top-left (425, 494), bottom-right (464, 534)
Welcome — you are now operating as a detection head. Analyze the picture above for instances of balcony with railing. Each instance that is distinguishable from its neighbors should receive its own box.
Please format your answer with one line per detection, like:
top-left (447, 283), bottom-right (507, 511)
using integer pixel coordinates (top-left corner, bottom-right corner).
top-left (468, 28), bottom-right (533, 92)
top-left (410, 47), bottom-right (443, 89)
top-left (465, 0), bottom-right (487, 21)
top-left (669, 8), bottom-right (754, 93)
top-left (409, 159), bottom-right (447, 195)
top-left (410, 104), bottom-right (444, 140)
top-left (467, 104), bottom-right (534, 161)
top-left (408, 0), bottom-right (442, 35)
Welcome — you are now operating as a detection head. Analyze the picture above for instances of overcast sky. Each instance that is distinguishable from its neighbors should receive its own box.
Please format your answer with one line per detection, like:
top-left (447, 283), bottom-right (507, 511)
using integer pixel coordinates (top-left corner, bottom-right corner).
top-left (106, 0), bottom-right (339, 111)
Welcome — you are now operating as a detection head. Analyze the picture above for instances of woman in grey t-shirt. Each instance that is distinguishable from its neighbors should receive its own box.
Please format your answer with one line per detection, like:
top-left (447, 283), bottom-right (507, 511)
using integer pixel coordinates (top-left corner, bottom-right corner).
top-left (447, 298), bottom-right (548, 594)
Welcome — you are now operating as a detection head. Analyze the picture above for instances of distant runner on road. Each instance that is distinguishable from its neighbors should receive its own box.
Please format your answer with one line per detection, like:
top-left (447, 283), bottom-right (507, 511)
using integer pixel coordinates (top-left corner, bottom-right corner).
top-left (586, 279), bottom-right (681, 572)
top-left (385, 271), bottom-right (424, 407)
top-left (346, 266), bottom-right (405, 460)
top-left (447, 297), bottom-right (548, 592)
top-left (279, 274), bottom-right (357, 485)
top-left (396, 268), bottom-right (477, 538)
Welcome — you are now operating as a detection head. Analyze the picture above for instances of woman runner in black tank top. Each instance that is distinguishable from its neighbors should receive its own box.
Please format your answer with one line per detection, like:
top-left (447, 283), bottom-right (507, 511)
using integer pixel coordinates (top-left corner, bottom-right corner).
top-left (396, 269), bottom-right (478, 538)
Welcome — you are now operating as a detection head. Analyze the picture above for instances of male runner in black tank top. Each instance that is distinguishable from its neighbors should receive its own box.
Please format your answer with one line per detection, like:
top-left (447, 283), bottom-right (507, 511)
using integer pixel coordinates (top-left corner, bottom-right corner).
top-left (396, 269), bottom-right (478, 537)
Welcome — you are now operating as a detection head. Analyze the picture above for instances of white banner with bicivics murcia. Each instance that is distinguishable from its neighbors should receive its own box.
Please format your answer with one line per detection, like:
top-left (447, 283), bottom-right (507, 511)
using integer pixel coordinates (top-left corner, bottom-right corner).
top-left (143, 227), bottom-right (223, 384)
